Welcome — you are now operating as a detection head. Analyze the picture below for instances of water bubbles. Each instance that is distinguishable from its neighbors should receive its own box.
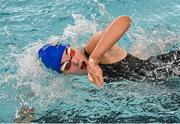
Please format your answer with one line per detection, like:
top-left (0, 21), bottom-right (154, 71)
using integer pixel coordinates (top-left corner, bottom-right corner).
top-left (16, 42), bottom-right (75, 109)
top-left (62, 14), bottom-right (97, 46)
top-left (128, 22), bottom-right (180, 59)
top-left (0, 0), bottom-right (180, 122)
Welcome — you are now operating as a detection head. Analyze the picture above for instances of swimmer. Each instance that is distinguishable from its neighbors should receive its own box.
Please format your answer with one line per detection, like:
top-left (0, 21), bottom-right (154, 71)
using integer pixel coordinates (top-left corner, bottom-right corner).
top-left (38, 16), bottom-right (180, 87)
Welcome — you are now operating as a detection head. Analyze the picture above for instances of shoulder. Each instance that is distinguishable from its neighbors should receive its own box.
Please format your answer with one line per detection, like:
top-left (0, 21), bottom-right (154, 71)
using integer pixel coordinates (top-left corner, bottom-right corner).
top-left (100, 44), bottom-right (128, 64)
top-left (82, 44), bottom-right (128, 64)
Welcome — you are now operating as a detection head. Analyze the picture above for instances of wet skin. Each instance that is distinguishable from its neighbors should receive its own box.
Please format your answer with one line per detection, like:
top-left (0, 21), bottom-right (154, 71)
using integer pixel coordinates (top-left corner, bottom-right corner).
top-left (61, 48), bottom-right (88, 74)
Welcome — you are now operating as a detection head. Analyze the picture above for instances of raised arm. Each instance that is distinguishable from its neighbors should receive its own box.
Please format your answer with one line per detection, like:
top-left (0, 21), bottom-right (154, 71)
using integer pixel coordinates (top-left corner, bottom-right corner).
top-left (85, 31), bottom-right (104, 55)
top-left (89, 16), bottom-right (131, 63)
top-left (86, 16), bottom-right (131, 87)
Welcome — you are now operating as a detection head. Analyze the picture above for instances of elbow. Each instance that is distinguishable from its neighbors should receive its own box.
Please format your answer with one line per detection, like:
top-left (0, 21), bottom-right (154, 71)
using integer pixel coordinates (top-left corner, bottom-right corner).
top-left (116, 16), bottom-right (131, 27)
top-left (122, 16), bottom-right (131, 24)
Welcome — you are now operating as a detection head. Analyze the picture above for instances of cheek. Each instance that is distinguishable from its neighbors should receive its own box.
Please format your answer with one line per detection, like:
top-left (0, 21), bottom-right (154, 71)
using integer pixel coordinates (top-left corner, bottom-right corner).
top-left (66, 64), bottom-right (80, 73)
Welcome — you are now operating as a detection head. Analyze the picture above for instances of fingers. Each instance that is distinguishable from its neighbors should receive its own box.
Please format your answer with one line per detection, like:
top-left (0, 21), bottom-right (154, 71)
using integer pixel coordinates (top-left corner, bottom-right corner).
top-left (88, 69), bottom-right (104, 88)
top-left (87, 59), bottom-right (104, 88)
top-left (88, 73), bottom-right (103, 87)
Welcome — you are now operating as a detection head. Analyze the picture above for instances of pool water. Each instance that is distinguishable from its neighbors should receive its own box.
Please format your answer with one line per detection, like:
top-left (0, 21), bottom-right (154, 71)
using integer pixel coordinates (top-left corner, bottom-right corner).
top-left (0, 0), bottom-right (180, 123)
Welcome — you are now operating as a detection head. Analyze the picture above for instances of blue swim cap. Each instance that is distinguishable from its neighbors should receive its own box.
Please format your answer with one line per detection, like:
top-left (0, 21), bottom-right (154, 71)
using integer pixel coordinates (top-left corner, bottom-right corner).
top-left (38, 43), bottom-right (69, 73)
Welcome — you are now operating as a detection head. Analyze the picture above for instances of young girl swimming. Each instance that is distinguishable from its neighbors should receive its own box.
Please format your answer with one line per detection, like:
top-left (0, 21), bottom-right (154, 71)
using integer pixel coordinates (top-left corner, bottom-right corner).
top-left (38, 16), bottom-right (180, 87)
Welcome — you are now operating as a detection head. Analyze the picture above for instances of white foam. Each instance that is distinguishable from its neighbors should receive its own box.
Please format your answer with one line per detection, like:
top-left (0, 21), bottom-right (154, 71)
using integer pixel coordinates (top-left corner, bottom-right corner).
top-left (128, 24), bottom-right (180, 59)
top-left (93, 0), bottom-right (106, 15)
top-left (17, 42), bottom-right (44, 78)
top-left (14, 39), bottom-right (97, 109)
top-left (14, 14), bottom-right (99, 109)
top-left (15, 41), bottom-right (78, 109)
top-left (62, 14), bottom-right (97, 45)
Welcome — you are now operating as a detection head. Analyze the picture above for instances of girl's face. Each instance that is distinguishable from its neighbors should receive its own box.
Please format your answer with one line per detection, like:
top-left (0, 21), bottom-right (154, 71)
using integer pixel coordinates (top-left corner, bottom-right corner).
top-left (60, 47), bottom-right (88, 74)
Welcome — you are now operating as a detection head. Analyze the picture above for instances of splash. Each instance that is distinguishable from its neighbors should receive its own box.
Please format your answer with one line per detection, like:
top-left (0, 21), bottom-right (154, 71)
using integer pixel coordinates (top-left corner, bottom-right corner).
top-left (128, 23), bottom-right (180, 59)
top-left (62, 14), bottom-right (97, 46)
top-left (14, 13), bottom-right (101, 111)
top-left (43, 14), bottom-right (98, 47)
top-left (16, 41), bottom-right (75, 111)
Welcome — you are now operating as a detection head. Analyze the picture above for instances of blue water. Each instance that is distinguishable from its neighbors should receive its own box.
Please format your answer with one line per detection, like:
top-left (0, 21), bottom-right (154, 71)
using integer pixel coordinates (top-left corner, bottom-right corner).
top-left (0, 0), bottom-right (180, 123)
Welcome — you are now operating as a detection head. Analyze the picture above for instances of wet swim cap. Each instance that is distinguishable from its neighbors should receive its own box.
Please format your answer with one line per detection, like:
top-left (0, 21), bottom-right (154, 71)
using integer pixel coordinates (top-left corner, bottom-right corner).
top-left (38, 43), bottom-right (69, 73)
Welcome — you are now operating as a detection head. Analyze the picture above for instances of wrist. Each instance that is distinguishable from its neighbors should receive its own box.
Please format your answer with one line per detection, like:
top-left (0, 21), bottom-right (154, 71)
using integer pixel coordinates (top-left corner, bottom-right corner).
top-left (89, 56), bottom-right (101, 65)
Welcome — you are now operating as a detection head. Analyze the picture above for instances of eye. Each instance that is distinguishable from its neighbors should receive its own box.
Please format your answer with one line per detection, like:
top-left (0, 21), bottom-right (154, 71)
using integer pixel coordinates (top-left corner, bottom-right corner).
top-left (61, 61), bottom-right (68, 71)
top-left (64, 62), bottom-right (71, 70)
top-left (61, 61), bottom-right (71, 72)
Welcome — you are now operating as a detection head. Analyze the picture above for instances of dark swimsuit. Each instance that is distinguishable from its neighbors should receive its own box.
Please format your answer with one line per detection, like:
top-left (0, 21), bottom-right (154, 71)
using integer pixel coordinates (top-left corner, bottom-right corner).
top-left (84, 49), bottom-right (180, 83)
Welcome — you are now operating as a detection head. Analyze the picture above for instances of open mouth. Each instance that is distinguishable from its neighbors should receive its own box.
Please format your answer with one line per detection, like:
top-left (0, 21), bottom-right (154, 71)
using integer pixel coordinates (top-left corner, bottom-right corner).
top-left (81, 61), bottom-right (87, 69)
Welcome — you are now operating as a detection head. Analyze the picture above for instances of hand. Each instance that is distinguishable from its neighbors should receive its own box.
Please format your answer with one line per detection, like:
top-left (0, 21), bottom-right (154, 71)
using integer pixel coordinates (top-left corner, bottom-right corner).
top-left (87, 58), bottom-right (104, 88)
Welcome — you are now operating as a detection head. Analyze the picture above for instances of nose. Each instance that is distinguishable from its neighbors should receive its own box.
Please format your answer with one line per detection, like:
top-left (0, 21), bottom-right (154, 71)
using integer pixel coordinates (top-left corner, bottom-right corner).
top-left (71, 59), bottom-right (79, 67)
top-left (73, 61), bottom-right (79, 66)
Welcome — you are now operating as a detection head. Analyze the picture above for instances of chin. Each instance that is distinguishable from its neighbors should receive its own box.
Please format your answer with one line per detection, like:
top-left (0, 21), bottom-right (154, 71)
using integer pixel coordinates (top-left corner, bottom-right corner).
top-left (75, 70), bottom-right (87, 75)
top-left (65, 69), bottom-right (87, 75)
top-left (77, 68), bottom-right (88, 74)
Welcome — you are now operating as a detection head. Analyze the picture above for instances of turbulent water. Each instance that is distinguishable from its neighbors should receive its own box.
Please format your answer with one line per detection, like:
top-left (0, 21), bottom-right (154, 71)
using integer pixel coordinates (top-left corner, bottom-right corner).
top-left (0, 0), bottom-right (180, 123)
